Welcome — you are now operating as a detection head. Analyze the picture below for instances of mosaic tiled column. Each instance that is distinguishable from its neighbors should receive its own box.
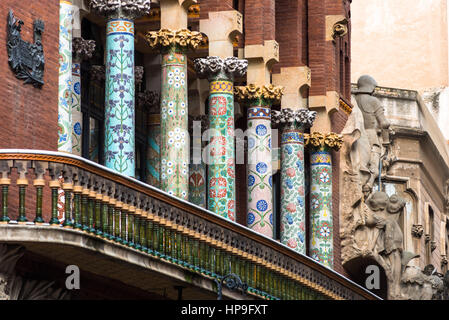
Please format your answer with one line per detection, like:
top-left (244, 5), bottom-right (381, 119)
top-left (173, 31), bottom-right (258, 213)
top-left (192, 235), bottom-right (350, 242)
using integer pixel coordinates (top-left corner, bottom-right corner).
top-left (272, 109), bottom-right (316, 254)
top-left (194, 57), bottom-right (248, 221)
top-left (234, 85), bottom-right (283, 238)
top-left (89, 1), bottom-right (151, 177)
top-left (145, 29), bottom-right (203, 199)
top-left (189, 115), bottom-right (208, 208)
top-left (72, 38), bottom-right (96, 156)
top-left (138, 91), bottom-right (161, 187)
top-left (305, 132), bottom-right (343, 268)
top-left (58, 0), bottom-right (73, 152)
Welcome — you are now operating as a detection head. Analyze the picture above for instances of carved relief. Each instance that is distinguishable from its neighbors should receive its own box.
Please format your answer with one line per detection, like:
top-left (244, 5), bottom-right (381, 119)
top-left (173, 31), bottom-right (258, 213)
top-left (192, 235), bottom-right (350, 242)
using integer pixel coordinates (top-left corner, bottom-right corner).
top-left (194, 56), bottom-right (248, 81)
top-left (72, 37), bottom-right (96, 62)
top-left (332, 19), bottom-right (348, 39)
top-left (146, 29), bottom-right (204, 50)
top-left (88, 0), bottom-right (152, 19)
top-left (411, 224), bottom-right (424, 238)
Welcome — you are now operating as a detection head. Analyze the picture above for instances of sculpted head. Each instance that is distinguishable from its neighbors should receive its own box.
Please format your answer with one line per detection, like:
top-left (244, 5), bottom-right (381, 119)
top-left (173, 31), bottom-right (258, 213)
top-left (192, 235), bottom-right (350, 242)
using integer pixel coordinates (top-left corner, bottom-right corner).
top-left (357, 75), bottom-right (378, 94)
top-left (367, 191), bottom-right (389, 211)
top-left (387, 194), bottom-right (406, 214)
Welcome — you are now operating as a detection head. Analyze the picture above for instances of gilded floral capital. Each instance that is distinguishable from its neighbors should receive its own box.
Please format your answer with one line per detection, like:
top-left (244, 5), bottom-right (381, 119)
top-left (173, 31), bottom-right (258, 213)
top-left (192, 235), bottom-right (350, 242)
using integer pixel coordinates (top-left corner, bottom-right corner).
top-left (146, 29), bottom-right (204, 51)
top-left (72, 38), bottom-right (96, 62)
top-left (194, 56), bottom-right (248, 81)
top-left (88, 0), bottom-right (152, 19)
top-left (271, 108), bottom-right (316, 129)
top-left (305, 132), bottom-right (343, 151)
top-left (234, 84), bottom-right (284, 103)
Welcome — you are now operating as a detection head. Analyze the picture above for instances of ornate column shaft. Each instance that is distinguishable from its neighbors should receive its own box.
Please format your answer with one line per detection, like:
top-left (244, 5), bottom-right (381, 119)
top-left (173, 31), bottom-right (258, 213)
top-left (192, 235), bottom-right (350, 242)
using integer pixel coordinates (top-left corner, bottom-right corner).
top-left (58, 0), bottom-right (73, 152)
top-left (305, 132), bottom-right (343, 268)
top-left (137, 91), bottom-right (160, 187)
top-left (235, 85), bottom-right (283, 238)
top-left (90, 1), bottom-right (151, 177)
top-left (72, 38), bottom-right (96, 156)
top-left (272, 109), bottom-right (316, 254)
top-left (195, 57), bottom-right (248, 221)
top-left (189, 115), bottom-right (208, 208)
top-left (146, 29), bottom-right (203, 199)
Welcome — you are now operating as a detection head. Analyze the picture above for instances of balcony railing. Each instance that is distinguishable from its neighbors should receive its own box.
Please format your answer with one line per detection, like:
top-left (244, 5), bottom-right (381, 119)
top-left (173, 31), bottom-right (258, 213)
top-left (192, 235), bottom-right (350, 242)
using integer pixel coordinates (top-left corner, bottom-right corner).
top-left (0, 150), bottom-right (379, 300)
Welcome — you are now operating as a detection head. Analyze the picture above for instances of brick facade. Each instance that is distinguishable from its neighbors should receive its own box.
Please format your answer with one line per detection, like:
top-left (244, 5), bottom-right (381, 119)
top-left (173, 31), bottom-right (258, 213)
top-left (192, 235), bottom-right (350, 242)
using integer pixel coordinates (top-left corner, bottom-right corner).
top-left (0, 0), bottom-right (59, 151)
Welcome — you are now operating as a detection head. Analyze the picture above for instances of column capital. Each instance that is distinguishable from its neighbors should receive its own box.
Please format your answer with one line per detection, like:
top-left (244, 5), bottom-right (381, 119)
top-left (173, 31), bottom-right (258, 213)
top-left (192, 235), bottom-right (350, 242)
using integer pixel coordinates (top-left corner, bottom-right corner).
top-left (194, 56), bottom-right (248, 81)
top-left (88, 0), bottom-right (152, 19)
top-left (145, 28), bottom-right (204, 51)
top-left (272, 108), bottom-right (317, 129)
top-left (304, 132), bottom-right (343, 151)
top-left (90, 65), bottom-right (105, 82)
top-left (137, 90), bottom-right (159, 113)
top-left (234, 84), bottom-right (283, 104)
top-left (72, 37), bottom-right (96, 62)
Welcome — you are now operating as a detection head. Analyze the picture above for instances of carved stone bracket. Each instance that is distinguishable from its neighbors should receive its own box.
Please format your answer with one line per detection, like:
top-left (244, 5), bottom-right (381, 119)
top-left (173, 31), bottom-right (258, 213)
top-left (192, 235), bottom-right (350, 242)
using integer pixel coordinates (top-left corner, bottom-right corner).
top-left (134, 66), bottom-right (144, 88)
top-left (88, 0), bottom-right (152, 19)
top-left (72, 37), bottom-right (96, 62)
top-left (271, 108), bottom-right (317, 129)
top-left (305, 132), bottom-right (344, 151)
top-left (332, 19), bottom-right (349, 39)
top-left (412, 224), bottom-right (424, 238)
top-left (137, 90), bottom-right (159, 113)
top-left (146, 29), bottom-right (204, 51)
top-left (234, 84), bottom-right (284, 104)
top-left (431, 241), bottom-right (437, 252)
top-left (90, 65), bottom-right (105, 82)
top-left (194, 56), bottom-right (248, 81)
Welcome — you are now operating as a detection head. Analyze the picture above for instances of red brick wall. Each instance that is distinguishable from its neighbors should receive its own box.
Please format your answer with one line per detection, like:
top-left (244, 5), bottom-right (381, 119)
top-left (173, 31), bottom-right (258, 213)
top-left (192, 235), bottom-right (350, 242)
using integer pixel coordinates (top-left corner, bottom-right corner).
top-left (199, 0), bottom-right (235, 20)
top-left (272, 0), bottom-right (307, 74)
top-left (0, 0), bottom-right (59, 151)
top-left (244, 0), bottom-right (275, 45)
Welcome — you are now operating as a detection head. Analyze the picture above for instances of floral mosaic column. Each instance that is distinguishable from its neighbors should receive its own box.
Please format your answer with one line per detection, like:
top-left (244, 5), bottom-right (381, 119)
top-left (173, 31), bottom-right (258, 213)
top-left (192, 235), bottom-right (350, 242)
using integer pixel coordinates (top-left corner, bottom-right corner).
top-left (138, 91), bottom-right (161, 188)
top-left (194, 57), bottom-right (248, 221)
top-left (58, 0), bottom-right (73, 152)
top-left (305, 132), bottom-right (343, 268)
top-left (89, 0), bottom-right (151, 177)
top-left (272, 109), bottom-right (316, 254)
top-left (189, 115), bottom-right (208, 208)
top-left (72, 38), bottom-right (96, 156)
top-left (234, 85), bottom-right (283, 238)
top-left (145, 29), bottom-right (203, 200)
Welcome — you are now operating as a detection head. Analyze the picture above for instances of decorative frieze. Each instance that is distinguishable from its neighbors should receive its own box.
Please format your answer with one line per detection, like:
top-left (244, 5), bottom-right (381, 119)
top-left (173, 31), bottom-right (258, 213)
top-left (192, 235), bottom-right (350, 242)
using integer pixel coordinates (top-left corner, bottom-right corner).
top-left (146, 29), bottom-right (204, 50)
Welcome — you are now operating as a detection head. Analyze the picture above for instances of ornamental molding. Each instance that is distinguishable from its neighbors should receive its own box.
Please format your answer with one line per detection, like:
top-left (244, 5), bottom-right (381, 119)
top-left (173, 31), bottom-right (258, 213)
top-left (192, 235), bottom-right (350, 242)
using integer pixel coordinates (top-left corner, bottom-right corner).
top-left (332, 19), bottom-right (349, 39)
top-left (72, 37), bottom-right (96, 62)
top-left (412, 224), bottom-right (424, 238)
top-left (137, 90), bottom-right (159, 113)
top-left (146, 29), bottom-right (204, 50)
top-left (7, 10), bottom-right (45, 88)
top-left (234, 84), bottom-right (284, 104)
top-left (271, 108), bottom-right (316, 129)
top-left (194, 56), bottom-right (248, 81)
top-left (87, 0), bottom-right (152, 19)
top-left (305, 132), bottom-right (343, 151)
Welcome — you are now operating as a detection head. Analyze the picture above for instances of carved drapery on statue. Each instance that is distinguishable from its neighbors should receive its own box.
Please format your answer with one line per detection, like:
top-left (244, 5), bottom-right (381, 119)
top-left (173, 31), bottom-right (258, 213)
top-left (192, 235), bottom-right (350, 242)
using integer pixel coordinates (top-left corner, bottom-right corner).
top-left (340, 75), bottom-right (449, 300)
top-left (6, 10), bottom-right (45, 88)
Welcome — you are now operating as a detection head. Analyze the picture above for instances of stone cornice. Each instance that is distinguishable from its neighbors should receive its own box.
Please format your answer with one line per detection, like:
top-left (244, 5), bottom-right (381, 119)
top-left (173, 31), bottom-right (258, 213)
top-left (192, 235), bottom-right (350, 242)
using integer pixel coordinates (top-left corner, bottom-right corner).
top-left (194, 56), bottom-right (248, 81)
top-left (305, 132), bottom-right (343, 151)
top-left (137, 90), bottom-right (159, 113)
top-left (234, 84), bottom-right (284, 104)
top-left (72, 37), bottom-right (96, 62)
top-left (88, 0), bottom-right (152, 19)
top-left (146, 29), bottom-right (204, 51)
top-left (271, 108), bottom-right (317, 129)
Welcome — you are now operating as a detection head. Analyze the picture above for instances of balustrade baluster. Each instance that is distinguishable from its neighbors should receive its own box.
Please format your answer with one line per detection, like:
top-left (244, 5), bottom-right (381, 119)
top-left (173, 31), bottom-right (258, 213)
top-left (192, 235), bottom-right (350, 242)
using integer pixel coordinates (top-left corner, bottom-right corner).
top-left (49, 179), bottom-right (60, 225)
top-left (101, 198), bottom-right (109, 238)
top-left (0, 162), bottom-right (11, 223)
top-left (94, 193), bottom-right (102, 235)
top-left (88, 190), bottom-right (95, 232)
top-left (121, 204), bottom-right (129, 245)
top-left (33, 179), bottom-right (45, 224)
top-left (17, 182), bottom-right (28, 224)
top-left (146, 217), bottom-right (154, 254)
top-left (72, 186), bottom-right (82, 228)
top-left (81, 188), bottom-right (89, 230)
top-left (107, 202), bottom-right (114, 240)
top-left (127, 206), bottom-right (135, 248)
